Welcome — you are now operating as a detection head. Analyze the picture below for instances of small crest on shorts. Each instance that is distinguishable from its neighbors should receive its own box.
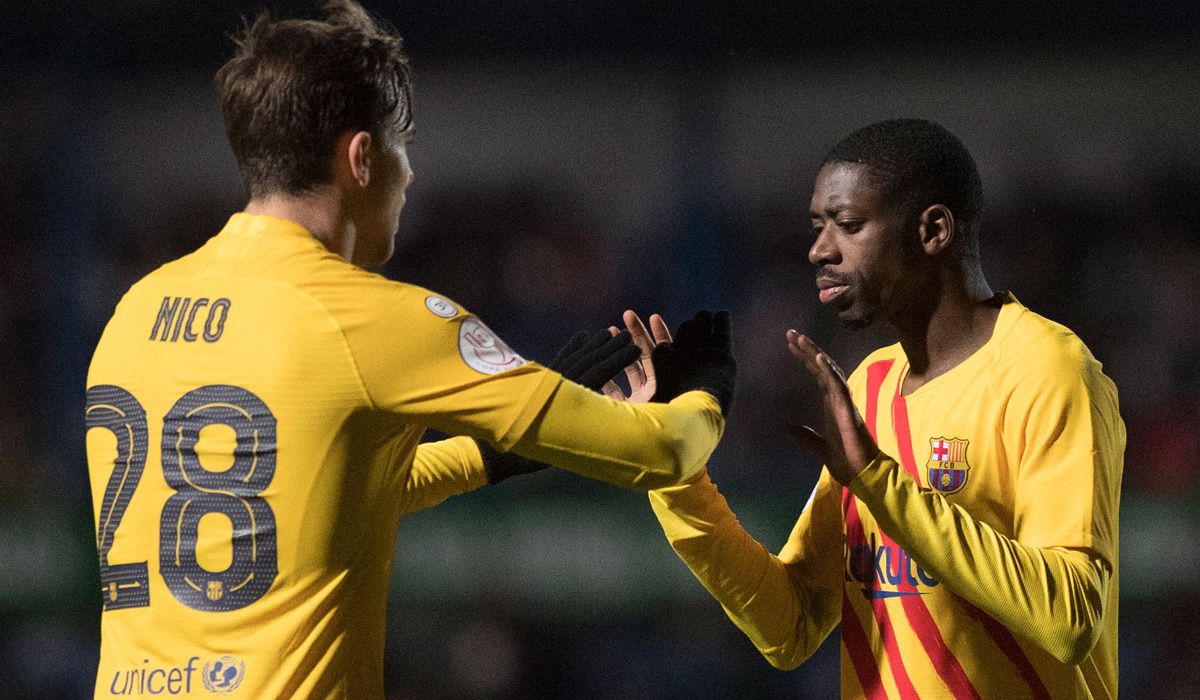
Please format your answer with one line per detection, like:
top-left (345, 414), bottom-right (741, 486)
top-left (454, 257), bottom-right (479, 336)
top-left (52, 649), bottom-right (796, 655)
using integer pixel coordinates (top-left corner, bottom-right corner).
top-left (926, 437), bottom-right (970, 493)
top-left (458, 317), bottom-right (526, 375)
top-left (425, 295), bottom-right (459, 318)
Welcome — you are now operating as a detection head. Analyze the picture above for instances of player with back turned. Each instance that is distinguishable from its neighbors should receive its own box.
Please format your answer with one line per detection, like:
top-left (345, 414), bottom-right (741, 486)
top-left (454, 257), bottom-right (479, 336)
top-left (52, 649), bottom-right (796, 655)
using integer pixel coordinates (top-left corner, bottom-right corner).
top-left (630, 119), bottom-right (1124, 698)
top-left (83, 2), bottom-right (735, 697)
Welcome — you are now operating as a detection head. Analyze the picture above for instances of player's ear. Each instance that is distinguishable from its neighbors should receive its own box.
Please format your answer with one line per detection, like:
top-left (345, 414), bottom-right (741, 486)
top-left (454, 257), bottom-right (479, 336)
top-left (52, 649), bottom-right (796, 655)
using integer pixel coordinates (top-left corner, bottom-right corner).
top-left (918, 204), bottom-right (954, 256)
top-left (340, 130), bottom-right (373, 189)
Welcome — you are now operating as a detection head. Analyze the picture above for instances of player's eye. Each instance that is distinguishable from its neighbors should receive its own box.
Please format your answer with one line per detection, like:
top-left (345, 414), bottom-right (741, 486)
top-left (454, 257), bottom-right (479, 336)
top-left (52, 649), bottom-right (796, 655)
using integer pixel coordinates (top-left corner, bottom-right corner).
top-left (838, 220), bottom-right (864, 233)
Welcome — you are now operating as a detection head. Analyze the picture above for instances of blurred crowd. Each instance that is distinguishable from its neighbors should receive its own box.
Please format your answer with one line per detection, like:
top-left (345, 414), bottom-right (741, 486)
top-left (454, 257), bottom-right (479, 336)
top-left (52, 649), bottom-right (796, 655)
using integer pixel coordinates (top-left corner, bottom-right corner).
top-left (2, 10), bottom-right (1199, 697)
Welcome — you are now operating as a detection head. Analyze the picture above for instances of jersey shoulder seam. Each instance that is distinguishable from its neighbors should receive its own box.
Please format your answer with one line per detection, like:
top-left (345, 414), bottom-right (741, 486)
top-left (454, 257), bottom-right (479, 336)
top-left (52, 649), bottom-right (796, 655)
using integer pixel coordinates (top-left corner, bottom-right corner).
top-left (140, 269), bottom-right (382, 411)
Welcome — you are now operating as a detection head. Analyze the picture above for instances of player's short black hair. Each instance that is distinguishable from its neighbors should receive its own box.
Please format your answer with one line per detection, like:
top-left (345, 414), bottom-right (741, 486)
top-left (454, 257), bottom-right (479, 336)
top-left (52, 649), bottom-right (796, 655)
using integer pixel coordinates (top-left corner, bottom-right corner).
top-left (823, 118), bottom-right (984, 260)
top-left (215, 0), bottom-right (413, 198)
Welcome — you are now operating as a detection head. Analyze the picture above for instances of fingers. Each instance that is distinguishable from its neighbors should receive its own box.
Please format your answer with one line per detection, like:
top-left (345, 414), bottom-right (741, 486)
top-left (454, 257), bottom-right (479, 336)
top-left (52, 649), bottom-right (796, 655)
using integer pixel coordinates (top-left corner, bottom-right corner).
top-left (622, 310), bottom-right (656, 357)
top-left (786, 330), bottom-right (858, 423)
top-left (575, 342), bottom-right (642, 390)
top-left (785, 329), bottom-right (823, 380)
top-left (648, 314), bottom-right (672, 344)
top-left (673, 319), bottom-right (699, 347)
top-left (786, 331), bottom-right (855, 406)
top-left (582, 328), bottom-right (622, 356)
top-left (556, 329), bottom-right (631, 381)
top-left (620, 310), bottom-right (655, 391)
top-left (822, 350), bottom-right (848, 383)
top-left (784, 330), bottom-right (878, 478)
top-left (554, 329), bottom-right (610, 374)
top-left (553, 330), bottom-right (590, 368)
top-left (601, 380), bottom-right (626, 401)
top-left (787, 423), bottom-right (829, 462)
top-left (674, 310), bottom-right (711, 348)
top-left (814, 351), bottom-right (852, 403)
top-left (786, 332), bottom-right (829, 381)
top-left (615, 309), bottom-right (672, 346)
top-left (624, 357), bottom-right (648, 390)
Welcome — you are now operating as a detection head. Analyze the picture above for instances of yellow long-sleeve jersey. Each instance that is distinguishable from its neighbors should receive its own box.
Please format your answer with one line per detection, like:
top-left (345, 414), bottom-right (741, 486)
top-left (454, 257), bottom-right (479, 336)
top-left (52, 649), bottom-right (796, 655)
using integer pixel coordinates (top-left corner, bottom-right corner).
top-left (86, 213), bottom-right (724, 699)
top-left (651, 296), bottom-right (1124, 699)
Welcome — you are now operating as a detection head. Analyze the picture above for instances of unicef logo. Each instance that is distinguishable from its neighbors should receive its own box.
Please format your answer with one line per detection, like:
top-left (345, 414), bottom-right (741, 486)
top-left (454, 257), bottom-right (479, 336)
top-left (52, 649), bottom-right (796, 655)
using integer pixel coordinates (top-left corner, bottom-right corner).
top-left (201, 656), bottom-right (246, 693)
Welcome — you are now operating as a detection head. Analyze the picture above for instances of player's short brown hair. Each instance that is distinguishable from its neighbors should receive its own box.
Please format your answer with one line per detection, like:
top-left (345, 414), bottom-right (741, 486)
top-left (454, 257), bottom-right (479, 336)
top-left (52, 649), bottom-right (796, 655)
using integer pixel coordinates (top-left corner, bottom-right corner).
top-left (215, 0), bottom-right (413, 197)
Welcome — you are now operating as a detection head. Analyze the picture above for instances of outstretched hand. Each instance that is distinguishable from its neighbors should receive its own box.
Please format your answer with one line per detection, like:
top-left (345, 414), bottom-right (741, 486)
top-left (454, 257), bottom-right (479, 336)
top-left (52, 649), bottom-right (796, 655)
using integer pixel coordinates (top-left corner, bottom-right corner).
top-left (650, 310), bottom-right (736, 417)
top-left (552, 328), bottom-right (642, 391)
top-left (604, 310), bottom-right (673, 403)
top-left (785, 330), bottom-right (879, 486)
top-left (481, 327), bottom-right (640, 484)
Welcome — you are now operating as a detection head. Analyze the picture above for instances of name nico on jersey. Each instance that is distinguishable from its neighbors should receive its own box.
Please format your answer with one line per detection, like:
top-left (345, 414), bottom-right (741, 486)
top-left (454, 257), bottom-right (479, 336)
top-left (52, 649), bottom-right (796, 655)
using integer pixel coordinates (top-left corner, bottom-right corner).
top-left (149, 296), bottom-right (231, 343)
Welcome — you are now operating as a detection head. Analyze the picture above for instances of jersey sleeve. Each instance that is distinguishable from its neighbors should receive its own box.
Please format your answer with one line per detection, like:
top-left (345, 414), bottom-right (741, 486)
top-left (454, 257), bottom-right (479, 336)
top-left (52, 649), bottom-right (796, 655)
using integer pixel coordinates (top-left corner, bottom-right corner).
top-left (512, 384), bottom-right (725, 490)
top-left (399, 437), bottom-right (488, 515)
top-left (843, 317), bottom-right (1124, 666)
top-left (335, 278), bottom-right (725, 490)
top-left (338, 282), bottom-right (560, 450)
top-left (648, 467), bottom-right (844, 669)
top-left (850, 456), bottom-right (1113, 665)
top-left (1002, 349), bottom-right (1124, 566)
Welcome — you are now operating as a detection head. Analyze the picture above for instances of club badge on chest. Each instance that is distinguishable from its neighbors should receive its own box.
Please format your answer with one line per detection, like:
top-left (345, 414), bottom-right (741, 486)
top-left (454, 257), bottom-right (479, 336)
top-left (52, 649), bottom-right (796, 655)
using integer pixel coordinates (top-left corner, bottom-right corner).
top-left (926, 437), bottom-right (970, 494)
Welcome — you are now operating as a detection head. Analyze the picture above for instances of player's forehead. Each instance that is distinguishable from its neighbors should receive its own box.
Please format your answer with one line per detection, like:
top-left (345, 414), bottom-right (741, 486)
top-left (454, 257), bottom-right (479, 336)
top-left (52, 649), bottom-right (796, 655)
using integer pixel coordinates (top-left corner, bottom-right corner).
top-left (810, 162), bottom-right (889, 216)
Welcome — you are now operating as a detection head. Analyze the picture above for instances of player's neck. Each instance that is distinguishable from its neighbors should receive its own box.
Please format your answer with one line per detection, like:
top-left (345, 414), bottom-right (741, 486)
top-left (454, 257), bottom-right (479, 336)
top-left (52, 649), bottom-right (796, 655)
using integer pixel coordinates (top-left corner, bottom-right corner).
top-left (894, 266), bottom-right (1000, 394)
top-left (245, 190), bottom-right (356, 262)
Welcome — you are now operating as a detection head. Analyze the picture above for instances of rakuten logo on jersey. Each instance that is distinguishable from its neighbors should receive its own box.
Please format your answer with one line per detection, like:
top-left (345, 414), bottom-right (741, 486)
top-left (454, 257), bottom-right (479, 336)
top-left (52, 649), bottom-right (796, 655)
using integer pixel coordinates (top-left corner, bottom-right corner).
top-left (845, 532), bottom-right (940, 599)
top-left (106, 655), bottom-right (246, 696)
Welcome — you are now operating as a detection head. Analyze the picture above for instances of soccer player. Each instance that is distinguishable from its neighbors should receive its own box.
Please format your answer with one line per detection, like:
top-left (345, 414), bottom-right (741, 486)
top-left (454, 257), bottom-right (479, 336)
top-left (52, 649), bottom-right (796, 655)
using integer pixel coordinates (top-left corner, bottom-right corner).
top-left (637, 119), bottom-right (1124, 698)
top-left (83, 2), bottom-right (733, 698)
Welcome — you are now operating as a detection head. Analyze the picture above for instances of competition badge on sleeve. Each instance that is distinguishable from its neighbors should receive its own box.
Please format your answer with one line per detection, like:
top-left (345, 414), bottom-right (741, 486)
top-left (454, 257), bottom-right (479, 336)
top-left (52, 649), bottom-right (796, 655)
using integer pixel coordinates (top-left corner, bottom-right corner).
top-left (424, 294), bottom-right (459, 318)
top-left (458, 317), bottom-right (526, 375)
top-left (926, 437), bottom-right (970, 493)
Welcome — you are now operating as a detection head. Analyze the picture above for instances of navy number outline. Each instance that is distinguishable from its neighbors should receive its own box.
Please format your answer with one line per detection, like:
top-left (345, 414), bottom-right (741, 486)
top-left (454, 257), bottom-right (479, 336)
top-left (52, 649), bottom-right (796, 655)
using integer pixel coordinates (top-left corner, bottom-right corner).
top-left (160, 386), bottom-right (278, 610)
top-left (86, 385), bottom-right (151, 610)
top-left (85, 384), bottom-right (279, 612)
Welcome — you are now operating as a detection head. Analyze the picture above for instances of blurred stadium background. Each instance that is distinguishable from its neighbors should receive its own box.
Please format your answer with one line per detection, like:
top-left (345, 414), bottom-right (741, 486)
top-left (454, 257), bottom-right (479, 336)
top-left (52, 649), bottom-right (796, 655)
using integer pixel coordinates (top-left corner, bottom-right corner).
top-left (3, 1), bottom-right (1199, 697)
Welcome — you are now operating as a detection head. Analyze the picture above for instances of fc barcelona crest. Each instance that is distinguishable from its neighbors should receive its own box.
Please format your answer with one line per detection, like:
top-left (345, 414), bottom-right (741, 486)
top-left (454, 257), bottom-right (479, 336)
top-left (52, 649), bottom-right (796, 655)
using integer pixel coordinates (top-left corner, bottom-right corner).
top-left (926, 437), bottom-right (970, 493)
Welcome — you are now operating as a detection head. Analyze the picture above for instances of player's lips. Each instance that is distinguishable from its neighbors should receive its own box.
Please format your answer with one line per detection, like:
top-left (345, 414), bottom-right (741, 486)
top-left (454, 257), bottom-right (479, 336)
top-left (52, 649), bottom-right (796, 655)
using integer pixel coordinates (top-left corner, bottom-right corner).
top-left (818, 285), bottom-right (849, 304)
top-left (816, 276), bottom-right (851, 304)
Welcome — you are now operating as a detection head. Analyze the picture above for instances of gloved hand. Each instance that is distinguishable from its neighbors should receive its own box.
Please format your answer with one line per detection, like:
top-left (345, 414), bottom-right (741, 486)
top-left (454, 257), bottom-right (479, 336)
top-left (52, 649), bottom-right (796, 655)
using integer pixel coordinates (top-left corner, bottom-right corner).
top-left (649, 310), bottom-right (736, 417)
top-left (481, 329), bottom-right (641, 484)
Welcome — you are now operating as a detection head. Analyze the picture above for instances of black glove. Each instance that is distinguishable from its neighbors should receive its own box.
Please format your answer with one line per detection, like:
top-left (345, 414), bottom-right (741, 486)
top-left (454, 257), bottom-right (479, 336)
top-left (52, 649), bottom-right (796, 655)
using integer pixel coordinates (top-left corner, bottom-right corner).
top-left (481, 329), bottom-right (641, 484)
top-left (650, 310), bottom-right (736, 417)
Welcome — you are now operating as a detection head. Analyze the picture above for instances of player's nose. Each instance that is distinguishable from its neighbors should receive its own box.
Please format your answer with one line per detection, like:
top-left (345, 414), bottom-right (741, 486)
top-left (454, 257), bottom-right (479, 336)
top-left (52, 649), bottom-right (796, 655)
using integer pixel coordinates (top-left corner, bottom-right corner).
top-left (808, 228), bottom-right (839, 266)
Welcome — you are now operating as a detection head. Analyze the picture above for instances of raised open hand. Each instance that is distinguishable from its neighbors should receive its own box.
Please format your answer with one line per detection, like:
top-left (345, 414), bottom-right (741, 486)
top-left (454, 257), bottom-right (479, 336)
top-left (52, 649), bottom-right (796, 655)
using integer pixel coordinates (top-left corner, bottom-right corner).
top-left (602, 310), bottom-right (673, 403)
top-left (785, 330), bottom-right (879, 485)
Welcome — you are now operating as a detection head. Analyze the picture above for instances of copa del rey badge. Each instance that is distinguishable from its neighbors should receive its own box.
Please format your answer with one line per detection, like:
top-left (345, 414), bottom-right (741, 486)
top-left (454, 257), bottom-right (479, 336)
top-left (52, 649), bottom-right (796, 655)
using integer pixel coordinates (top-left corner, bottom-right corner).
top-left (458, 317), bottom-right (526, 375)
top-left (927, 437), bottom-right (970, 494)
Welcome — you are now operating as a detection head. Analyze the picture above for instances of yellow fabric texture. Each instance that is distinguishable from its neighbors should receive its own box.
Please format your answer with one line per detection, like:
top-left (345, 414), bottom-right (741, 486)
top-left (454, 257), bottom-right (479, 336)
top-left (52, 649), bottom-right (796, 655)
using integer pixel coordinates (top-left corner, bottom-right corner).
top-left (651, 296), bottom-right (1124, 699)
top-left (86, 213), bottom-right (723, 699)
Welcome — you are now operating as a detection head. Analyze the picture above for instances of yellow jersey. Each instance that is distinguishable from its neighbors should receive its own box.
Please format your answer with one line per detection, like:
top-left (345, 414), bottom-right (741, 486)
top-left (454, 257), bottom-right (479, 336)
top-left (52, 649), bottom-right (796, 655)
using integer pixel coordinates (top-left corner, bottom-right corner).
top-left (87, 213), bottom-right (724, 698)
top-left (651, 295), bottom-right (1124, 699)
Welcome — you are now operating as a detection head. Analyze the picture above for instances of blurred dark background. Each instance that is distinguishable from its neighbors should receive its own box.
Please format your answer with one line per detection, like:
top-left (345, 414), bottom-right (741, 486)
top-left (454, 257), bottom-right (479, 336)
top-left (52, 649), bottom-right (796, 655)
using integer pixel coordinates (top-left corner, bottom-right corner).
top-left (2, 1), bottom-right (1199, 697)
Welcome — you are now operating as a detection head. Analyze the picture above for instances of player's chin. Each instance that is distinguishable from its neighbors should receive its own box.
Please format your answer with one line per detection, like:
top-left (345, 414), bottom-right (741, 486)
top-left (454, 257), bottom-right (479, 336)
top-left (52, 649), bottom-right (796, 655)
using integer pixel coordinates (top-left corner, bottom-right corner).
top-left (836, 302), bottom-right (876, 330)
